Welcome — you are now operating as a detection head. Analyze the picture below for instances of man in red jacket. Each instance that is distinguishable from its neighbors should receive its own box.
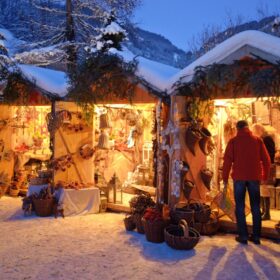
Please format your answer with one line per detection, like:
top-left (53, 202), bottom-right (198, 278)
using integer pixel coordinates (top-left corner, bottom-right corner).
top-left (223, 120), bottom-right (271, 245)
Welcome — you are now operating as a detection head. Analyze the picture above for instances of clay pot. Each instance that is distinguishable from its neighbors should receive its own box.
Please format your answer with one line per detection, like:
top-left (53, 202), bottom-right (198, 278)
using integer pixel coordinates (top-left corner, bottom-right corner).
top-left (199, 127), bottom-right (212, 155)
top-left (182, 180), bottom-right (195, 200)
top-left (185, 128), bottom-right (202, 155)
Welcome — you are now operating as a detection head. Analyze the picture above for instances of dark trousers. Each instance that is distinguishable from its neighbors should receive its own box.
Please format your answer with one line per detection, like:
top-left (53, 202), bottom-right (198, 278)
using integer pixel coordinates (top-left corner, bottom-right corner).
top-left (233, 180), bottom-right (261, 239)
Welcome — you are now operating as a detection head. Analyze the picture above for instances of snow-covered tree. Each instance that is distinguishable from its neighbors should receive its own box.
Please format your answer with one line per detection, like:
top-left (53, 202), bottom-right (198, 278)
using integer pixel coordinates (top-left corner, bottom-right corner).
top-left (0, 32), bottom-right (10, 82)
top-left (0, 0), bottom-right (141, 71)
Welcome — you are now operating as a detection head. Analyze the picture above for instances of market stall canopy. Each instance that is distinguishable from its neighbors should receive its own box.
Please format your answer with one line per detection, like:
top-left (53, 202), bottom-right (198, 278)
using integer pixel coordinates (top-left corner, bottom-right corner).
top-left (167, 30), bottom-right (280, 94)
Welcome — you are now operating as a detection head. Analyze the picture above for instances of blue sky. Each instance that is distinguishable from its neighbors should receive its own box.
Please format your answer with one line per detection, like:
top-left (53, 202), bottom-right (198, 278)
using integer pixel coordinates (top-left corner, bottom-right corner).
top-left (134, 0), bottom-right (280, 50)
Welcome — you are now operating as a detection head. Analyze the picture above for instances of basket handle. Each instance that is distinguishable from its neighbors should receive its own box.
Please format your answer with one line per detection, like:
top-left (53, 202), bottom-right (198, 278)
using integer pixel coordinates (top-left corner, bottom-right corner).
top-left (179, 219), bottom-right (189, 238)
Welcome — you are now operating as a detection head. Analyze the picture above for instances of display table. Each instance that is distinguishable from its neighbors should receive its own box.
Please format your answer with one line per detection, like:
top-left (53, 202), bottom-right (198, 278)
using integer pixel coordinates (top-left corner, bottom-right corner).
top-left (27, 185), bottom-right (100, 216)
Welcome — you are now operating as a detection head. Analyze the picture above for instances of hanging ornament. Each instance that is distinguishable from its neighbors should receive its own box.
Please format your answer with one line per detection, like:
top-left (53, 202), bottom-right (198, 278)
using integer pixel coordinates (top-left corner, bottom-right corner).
top-left (99, 113), bottom-right (110, 129)
top-left (97, 130), bottom-right (110, 149)
top-left (79, 144), bottom-right (95, 160)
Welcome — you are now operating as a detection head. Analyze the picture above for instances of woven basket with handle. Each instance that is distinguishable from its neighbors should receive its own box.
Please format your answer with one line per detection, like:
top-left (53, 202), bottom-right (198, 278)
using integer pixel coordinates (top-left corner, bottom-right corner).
top-left (165, 219), bottom-right (200, 250)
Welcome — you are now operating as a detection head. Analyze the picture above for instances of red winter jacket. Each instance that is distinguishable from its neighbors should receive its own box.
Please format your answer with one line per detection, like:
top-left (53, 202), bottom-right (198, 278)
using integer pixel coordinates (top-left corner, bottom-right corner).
top-left (223, 127), bottom-right (271, 182)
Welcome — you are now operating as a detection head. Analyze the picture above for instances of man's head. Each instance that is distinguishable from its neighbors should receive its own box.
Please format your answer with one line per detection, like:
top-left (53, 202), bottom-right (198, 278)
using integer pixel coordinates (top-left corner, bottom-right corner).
top-left (236, 120), bottom-right (248, 130)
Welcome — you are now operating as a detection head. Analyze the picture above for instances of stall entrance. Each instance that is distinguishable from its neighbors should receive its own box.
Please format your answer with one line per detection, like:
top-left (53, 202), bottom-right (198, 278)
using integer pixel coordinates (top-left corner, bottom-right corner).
top-left (0, 105), bottom-right (51, 197)
top-left (206, 98), bottom-right (280, 226)
top-left (94, 103), bottom-right (156, 209)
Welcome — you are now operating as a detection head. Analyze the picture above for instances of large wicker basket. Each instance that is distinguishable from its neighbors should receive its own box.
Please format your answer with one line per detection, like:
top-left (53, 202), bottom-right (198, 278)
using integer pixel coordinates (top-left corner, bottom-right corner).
top-left (170, 205), bottom-right (194, 225)
top-left (124, 215), bottom-right (136, 231)
top-left (164, 220), bottom-right (200, 250)
top-left (134, 213), bottom-right (145, 234)
top-left (0, 185), bottom-right (9, 198)
top-left (29, 177), bottom-right (50, 185)
top-left (200, 212), bottom-right (220, 236)
top-left (142, 218), bottom-right (169, 243)
top-left (9, 188), bottom-right (19, 197)
top-left (33, 198), bottom-right (54, 217)
top-left (189, 203), bottom-right (211, 223)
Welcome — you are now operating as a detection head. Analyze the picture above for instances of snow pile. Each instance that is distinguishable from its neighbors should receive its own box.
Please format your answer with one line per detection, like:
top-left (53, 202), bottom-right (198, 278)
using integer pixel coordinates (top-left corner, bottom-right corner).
top-left (168, 30), bottom-right (280, 93)
top-left (112, 48), bottom-right (179, 91)
top-left (102, 21), bottom-right (126, 36)
top-left (19, 64), bottom-right (69, 97)
top-left (1, 196), bottom-right (279, 280)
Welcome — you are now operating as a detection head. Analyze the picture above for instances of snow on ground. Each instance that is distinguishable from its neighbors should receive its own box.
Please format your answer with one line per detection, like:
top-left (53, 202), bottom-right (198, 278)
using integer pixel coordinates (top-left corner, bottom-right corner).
top-left (0, 196), bottom-right (279, 280)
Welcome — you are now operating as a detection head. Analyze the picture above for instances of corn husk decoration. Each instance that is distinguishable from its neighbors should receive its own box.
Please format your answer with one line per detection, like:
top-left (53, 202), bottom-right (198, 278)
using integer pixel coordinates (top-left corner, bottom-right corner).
top-left (99, 113), bottom-right (110, 129)
top-left (97, 130), bottom-right (109, 149)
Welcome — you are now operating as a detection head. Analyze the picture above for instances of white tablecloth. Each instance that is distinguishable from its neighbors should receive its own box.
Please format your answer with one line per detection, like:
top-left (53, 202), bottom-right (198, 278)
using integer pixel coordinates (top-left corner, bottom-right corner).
top-left (27, 185), bottom-right (100, 216)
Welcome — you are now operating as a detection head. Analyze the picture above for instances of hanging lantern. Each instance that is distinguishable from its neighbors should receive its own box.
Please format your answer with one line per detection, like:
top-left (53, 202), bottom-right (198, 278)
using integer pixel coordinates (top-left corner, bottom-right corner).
top-left (97, 130), bottom-right (110, 149)
top-left (99, 113), bottom-right (110, 129)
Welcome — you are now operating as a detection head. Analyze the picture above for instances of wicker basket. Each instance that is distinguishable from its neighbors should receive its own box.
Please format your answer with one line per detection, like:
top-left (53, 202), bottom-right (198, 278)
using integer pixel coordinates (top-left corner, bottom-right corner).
top-left (198, 127), bottom-right (212, 155)
top-left (200, 168), bottom-right (213, 190)
top-left (164, 219), bottom-right (200, 250)
top-left (185, 128), bottom-right (202, 156)
top-left (33, 198), bottom-right (54, 217)
top-left (38, 170), bottom-right (53, 179)
top-left (29, 177), bottom-right (50, 185)
top-left (124, 215), bottom-right (136, 231)
top-left (182, 180), bottom-right (195, 201)
top-left (142, 218), bottom-right (169, 243)
top-left (0, 185), bottom-right (9, 198)
top-left (189, 203), bottom-right (211, 223)
top-left (170, 206), bottom-right (194, 225)
top-left (9, 188), bottom-right (19, 197)
top-left (200, 212), bottom-right (220, 236)
top-left (134, 213), bottom-right (145, 234)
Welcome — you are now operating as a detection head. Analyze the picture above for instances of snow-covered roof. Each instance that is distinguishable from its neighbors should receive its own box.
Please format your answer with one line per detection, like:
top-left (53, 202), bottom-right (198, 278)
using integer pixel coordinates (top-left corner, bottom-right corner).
top-left (112, 48), bottom-right (180, 92)
top-left (19, 64), bottom-right (69, 97)
top-left (167, 30), bottom-right (280, 93)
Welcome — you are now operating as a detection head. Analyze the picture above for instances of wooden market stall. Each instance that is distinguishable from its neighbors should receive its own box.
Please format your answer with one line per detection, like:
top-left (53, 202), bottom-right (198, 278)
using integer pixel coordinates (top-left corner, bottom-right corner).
top-left (158, 30), bottom-right (280, 238)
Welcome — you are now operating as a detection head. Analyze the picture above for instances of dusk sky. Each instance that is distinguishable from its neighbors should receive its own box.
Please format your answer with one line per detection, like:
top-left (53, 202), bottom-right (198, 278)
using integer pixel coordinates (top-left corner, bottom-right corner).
top-left (134, 0), bottom-right (280, 50)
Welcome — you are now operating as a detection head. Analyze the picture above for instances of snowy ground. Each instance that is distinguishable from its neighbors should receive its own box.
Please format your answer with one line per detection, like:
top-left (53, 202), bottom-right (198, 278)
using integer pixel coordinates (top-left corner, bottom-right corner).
top-left (0, 197), bottom-right (279, 280)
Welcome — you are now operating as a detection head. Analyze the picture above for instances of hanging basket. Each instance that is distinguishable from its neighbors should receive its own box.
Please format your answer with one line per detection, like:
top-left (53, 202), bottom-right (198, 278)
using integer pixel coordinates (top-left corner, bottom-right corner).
top-left (182, 180), bottom-right (195, 200)
top-left (124, 215), bottom-right (136, 231)
top-left (164, 219), bottom-right (200, 250)
top-left (200, 212), bottom-right (220, 236)
top-left (133, 213), bottom-right (145, 234)
top-left (142, 218), bottom-right (169, 243)
top-left (170, 205), bottom-right (194, 225)
top-left (200, 168), bottom-right (213, 190)
top-left (199, 127), bottom-right (212, 155)
top-left (185, 128), bottom-right (202, 155)
top-left (33, 198), bottom-right (54, 217)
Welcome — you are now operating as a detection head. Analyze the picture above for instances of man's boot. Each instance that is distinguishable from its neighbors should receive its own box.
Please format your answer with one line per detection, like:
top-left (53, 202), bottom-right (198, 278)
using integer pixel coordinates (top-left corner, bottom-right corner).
top-left (262, 197), bottom-right (271, 220)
